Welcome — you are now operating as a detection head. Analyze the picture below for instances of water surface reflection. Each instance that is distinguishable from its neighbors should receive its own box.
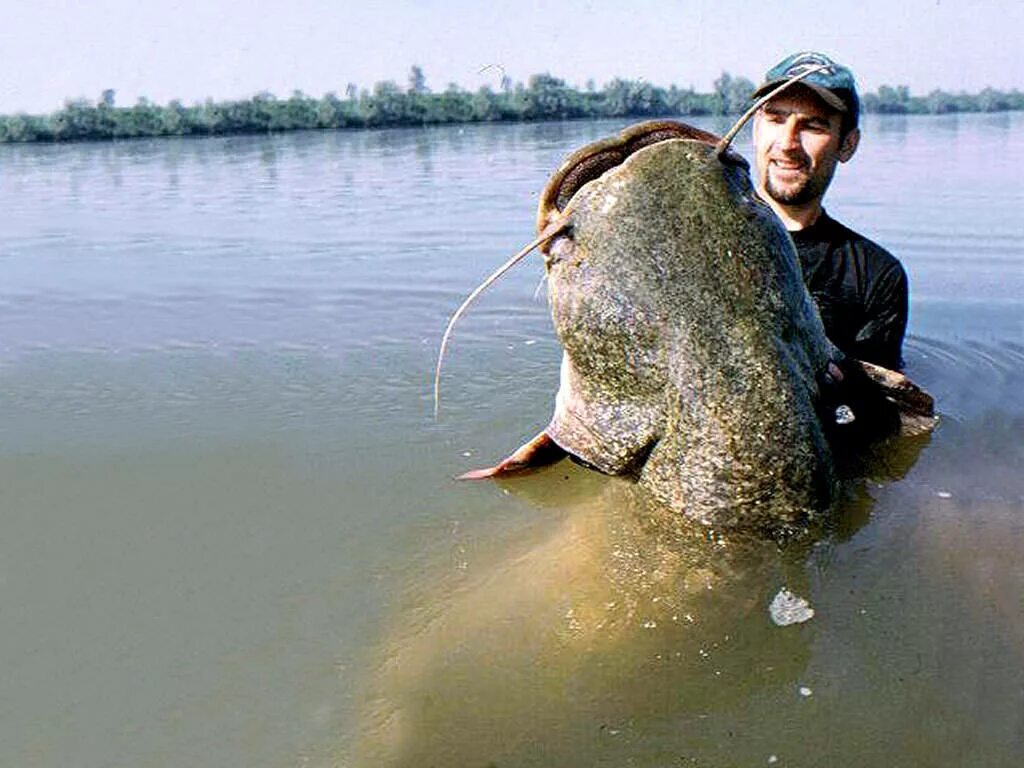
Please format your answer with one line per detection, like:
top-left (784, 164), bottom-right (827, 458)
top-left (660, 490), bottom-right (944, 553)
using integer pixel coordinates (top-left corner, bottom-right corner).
top-left (0, 113), bottom-right (1021, 768)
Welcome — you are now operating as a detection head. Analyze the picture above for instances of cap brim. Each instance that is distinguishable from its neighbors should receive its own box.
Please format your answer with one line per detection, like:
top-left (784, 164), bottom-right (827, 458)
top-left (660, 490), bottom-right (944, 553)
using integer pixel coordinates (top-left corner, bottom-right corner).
top-left (751, 80), bottom-right (848, 113)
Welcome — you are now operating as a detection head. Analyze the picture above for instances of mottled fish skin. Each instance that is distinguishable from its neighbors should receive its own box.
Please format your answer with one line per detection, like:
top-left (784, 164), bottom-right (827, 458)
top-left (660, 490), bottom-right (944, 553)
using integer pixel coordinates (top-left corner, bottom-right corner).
top-left (543, 137), bottom-right (836, 529)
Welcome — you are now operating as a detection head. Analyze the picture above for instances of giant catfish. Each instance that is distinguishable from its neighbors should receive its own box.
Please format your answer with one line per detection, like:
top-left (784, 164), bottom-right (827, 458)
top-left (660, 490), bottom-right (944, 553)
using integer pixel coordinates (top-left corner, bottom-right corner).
top-left (438, 117), bottom-right (934, 532)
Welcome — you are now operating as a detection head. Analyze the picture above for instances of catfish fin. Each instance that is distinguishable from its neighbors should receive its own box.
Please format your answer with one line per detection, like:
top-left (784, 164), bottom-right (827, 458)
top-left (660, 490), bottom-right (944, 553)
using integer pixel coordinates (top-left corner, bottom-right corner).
top-left (458, 431), bottom-right (567, 480)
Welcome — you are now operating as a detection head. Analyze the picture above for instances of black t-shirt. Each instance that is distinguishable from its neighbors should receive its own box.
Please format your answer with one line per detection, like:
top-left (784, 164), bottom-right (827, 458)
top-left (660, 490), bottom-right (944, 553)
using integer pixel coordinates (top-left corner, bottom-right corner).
top-left (790, 211), bottom-right (908, 370)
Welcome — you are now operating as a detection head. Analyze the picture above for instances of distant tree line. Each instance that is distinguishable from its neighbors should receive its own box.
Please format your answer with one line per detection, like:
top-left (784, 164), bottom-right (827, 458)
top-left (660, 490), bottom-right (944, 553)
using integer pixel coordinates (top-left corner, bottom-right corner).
top-left (861, 84), bottom-right (1024, 114)
top-left (1, 67), bottom-right (1021, 143)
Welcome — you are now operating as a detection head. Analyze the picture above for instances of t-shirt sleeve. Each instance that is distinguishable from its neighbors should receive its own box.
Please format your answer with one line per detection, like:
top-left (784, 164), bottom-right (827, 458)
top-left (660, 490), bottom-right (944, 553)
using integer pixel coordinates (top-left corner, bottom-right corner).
top-left (851, 262), bottom-right (909, 370)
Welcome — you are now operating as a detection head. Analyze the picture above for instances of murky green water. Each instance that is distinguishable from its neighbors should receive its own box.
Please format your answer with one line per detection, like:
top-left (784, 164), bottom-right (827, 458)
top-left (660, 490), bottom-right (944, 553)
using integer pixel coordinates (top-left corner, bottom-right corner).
top-left (1, 113), bottom-right (1021, 767)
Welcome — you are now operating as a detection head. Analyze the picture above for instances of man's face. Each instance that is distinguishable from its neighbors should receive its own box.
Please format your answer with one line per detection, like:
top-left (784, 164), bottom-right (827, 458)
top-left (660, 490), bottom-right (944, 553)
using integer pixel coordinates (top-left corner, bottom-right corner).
top-left (752, 87), bottom-right (858, 207)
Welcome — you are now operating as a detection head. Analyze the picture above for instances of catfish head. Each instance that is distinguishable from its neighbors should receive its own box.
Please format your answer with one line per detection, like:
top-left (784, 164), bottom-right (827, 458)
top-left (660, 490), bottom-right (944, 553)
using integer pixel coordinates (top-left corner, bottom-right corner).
top-left (535, 122), bottom-right (837, 528)
top-left (437, 118), bottom-right (934, 531)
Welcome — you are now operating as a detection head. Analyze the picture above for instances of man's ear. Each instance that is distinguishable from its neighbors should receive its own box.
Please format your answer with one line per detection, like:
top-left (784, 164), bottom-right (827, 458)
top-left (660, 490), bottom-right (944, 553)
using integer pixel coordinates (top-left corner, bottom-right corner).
top-left (838, 127), bottom-right (860, 163)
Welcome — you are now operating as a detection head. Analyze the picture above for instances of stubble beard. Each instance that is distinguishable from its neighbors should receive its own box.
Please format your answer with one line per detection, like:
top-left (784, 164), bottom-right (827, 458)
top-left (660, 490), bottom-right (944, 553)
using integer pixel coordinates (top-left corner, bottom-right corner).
top-left (763, 160), bottom-right (837, 207)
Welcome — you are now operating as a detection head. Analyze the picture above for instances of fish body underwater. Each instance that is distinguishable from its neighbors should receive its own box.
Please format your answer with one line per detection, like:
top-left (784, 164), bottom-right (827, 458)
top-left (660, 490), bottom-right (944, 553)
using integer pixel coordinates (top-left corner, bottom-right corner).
top-left (359, 119), bottom-right (937, 767)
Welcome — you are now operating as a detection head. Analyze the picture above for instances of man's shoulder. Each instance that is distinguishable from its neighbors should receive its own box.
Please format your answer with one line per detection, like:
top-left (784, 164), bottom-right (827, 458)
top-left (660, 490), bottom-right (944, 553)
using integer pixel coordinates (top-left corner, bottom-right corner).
top-left (823, 214), bottom-right (906, 277)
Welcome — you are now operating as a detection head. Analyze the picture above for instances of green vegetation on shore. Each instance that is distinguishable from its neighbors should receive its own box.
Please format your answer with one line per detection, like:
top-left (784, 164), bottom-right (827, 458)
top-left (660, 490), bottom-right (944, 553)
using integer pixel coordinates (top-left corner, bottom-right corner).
top-left (2, 67), bottom-right (1022, 144)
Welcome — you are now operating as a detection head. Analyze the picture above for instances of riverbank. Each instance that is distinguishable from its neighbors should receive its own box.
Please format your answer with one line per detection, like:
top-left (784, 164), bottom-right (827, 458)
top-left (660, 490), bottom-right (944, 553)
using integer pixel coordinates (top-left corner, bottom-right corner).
top-left (2, 71), bottom-right (1022, 144)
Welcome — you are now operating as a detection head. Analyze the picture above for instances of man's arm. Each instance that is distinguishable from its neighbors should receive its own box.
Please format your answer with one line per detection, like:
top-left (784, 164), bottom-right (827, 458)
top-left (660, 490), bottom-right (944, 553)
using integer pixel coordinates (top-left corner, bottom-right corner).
top-left (851, 262), bottom-right (909, 370)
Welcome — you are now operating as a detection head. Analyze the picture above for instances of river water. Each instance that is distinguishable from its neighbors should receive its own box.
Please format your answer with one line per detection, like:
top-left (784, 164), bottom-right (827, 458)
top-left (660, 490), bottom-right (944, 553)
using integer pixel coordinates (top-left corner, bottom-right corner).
top-left (0, 113), bottom-right (1021, 767)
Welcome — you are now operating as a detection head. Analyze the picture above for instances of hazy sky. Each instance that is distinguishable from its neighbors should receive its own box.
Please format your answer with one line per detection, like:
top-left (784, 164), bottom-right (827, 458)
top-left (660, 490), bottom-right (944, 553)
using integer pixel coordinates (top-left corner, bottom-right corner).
top-left (1, 0), bottom-right (1021, 113)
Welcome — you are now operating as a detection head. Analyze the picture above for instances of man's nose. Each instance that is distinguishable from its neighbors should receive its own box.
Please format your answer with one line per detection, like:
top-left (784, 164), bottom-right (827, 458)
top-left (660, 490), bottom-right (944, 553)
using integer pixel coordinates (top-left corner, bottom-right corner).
top-left (777, 118), bottom-right (801, 150)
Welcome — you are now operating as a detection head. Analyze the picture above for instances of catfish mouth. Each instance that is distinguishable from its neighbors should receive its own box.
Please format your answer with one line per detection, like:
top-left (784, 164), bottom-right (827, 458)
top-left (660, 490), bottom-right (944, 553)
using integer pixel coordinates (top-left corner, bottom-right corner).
top-left (536, 120), bottom-right (748, 239)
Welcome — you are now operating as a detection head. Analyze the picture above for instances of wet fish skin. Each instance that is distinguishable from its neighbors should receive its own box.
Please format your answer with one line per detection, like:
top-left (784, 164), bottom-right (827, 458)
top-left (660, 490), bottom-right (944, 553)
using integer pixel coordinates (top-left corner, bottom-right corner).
top-left (543, 137), bottom-right (836, 529)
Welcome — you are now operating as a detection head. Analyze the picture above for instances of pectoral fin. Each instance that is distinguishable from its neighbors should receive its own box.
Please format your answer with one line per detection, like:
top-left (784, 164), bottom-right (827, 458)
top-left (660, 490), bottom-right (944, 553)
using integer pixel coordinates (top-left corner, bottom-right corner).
top-left (458, 431), bottom-right (568, 480)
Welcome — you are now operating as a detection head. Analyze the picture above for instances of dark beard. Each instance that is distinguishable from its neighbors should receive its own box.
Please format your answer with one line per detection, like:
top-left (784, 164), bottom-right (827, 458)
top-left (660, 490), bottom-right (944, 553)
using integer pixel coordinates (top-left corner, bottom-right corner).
top-left (764, 173), bottom-right (824, 206)
top-left (763, 161), bottom-right (838, 207)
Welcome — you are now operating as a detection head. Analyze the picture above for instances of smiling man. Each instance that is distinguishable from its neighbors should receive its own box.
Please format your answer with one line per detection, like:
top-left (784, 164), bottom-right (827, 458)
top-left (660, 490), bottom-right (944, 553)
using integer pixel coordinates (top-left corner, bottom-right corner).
top-left (751, 52), bottom-right (908, 371)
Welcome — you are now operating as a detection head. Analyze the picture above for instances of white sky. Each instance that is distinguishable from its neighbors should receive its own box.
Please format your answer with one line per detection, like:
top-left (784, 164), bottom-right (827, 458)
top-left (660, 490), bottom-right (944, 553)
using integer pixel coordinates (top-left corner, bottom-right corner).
top-left (0, 0), bottom-right (1021, 113)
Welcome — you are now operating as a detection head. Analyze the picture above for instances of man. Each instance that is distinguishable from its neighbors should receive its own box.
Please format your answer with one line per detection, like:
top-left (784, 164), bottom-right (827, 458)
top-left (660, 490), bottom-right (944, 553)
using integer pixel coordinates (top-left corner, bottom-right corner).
top-left (751, 52), bottom-right (908, 371)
